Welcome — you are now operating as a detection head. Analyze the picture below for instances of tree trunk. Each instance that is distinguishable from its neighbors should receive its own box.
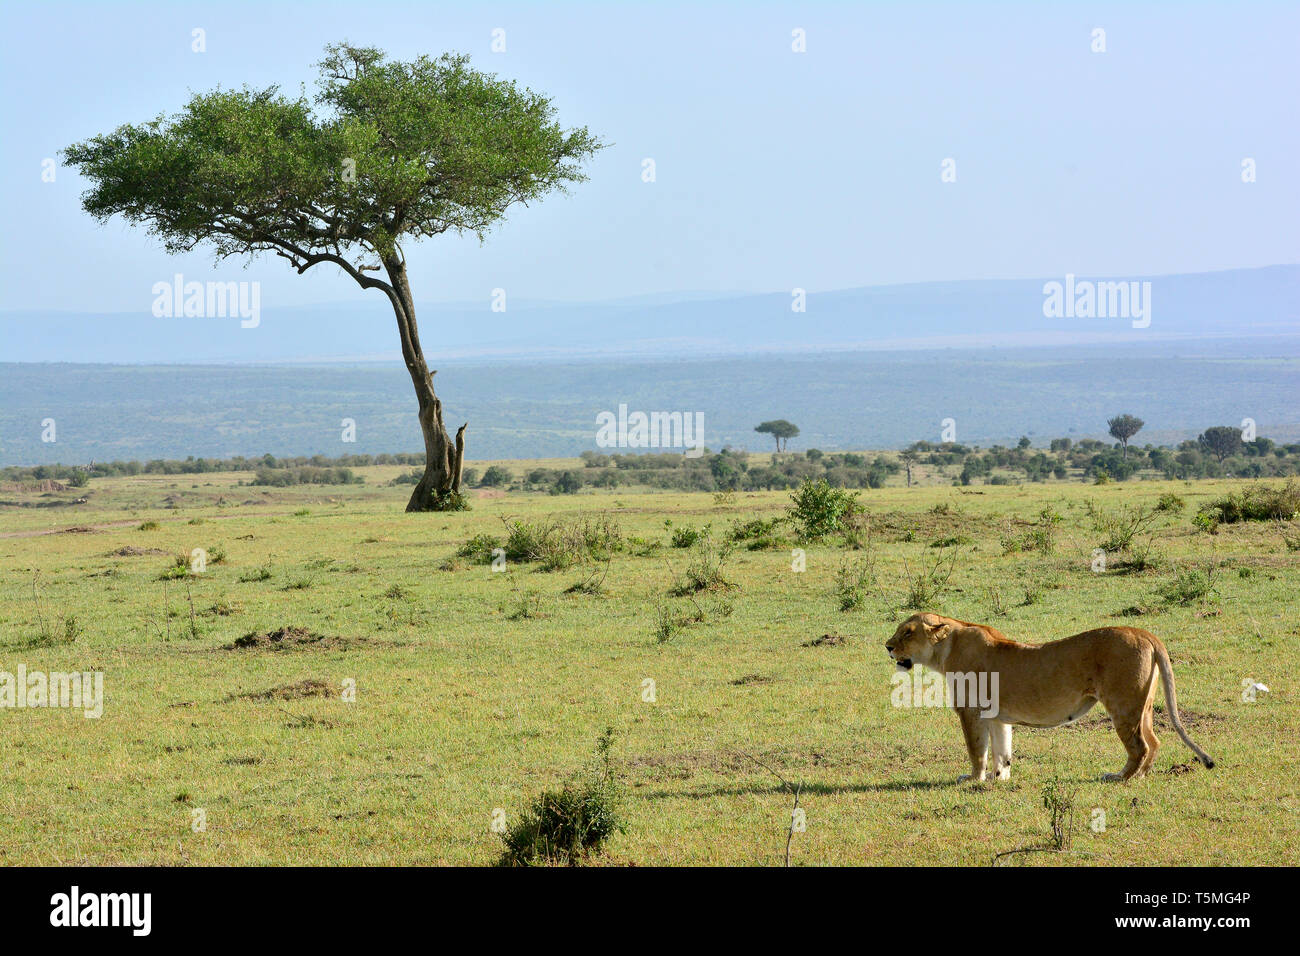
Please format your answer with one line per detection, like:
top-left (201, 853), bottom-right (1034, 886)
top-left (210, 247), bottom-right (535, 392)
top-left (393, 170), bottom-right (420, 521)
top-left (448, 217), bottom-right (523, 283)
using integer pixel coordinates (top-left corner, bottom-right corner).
top-left (383, 257), bottom-right (467, 512)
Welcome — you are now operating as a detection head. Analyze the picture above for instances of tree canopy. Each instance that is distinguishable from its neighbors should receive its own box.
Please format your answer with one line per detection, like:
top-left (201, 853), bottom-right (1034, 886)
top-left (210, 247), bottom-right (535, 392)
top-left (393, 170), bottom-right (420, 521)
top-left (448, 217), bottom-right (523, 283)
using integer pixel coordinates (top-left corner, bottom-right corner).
top-left (1107, 414), bottom-right (1144, 458)
top-left (755, 419), bottom-right (800, 452)
top-left (1199, 426), bottom-right (1244, 462)
top-left (63, 43), bottom-right (602, 511)
top-left (64, 43), bottom-right (600, 279)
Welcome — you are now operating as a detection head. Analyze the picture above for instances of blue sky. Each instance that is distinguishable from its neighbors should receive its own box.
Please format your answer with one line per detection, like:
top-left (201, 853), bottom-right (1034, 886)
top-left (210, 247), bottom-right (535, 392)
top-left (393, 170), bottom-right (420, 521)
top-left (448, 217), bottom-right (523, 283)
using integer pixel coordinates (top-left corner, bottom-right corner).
top-left (1, 0), bottom-right (1296, 313)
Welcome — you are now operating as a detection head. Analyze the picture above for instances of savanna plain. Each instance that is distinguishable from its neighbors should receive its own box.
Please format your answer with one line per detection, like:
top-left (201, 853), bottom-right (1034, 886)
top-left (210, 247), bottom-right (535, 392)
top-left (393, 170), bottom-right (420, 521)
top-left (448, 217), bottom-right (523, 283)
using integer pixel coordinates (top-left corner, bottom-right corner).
top-left (1, 459), bottom-right (1296, 866)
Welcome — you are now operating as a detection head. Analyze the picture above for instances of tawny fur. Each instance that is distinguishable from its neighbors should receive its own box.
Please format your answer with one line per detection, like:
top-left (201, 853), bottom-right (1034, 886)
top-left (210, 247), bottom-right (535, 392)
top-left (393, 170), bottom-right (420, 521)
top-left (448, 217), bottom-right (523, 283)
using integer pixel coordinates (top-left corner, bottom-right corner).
top-left (885, 612), bottom-right (1216, 783)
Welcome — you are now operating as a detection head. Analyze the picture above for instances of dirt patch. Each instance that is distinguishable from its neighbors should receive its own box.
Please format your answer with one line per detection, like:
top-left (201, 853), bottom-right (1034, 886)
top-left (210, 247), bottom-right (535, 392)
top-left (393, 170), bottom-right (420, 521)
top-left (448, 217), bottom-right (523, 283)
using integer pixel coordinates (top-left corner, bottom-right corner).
top-left (58, 526), bottom-right (98, 534)
top-left (1117, 605), bottom-right (1157, 617)
top-left (225, 678), bottom-right (331, 702)
top-left (1058, 708), bottom-right (1224, 733)
top-left (223, 626), bottom-right (356, 651)
top-left (730, 673), bottom-right (774, 686)
top-left (803, 633), bottom-right (848, 647)
top-left (0, 479), bottom-right (66, 493)
top-left (109, 545), bottom-right (168, 557)
top-left (474, 488), bottom-right (506, 499)
top-left (1164, 762), bottom-right (1197, 775)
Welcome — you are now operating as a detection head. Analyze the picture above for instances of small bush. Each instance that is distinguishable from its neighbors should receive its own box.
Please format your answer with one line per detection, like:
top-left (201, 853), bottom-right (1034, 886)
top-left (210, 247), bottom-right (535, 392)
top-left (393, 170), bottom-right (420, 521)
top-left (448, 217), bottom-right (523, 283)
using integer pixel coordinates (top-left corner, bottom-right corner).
top-left (835, 557), bottom-right (876, 611)
top-left (479, 465), bottom-right (512, 488)
top-left (1156, 567), bottom-right (1216, 606)
top-left (669, 524), bottom-right (703, 549)
top-left (728, 515), bottom-right (789, 550)
top-left (498, 728), bottom-right (626, 867)
top-left (457, 533), bottom-right (503, 564)
top-left (159, 555), bottom-right (191, 580)
top-left (787, 479), bottom-right (862, 541)
top-left (501, 515), bottom-right (622, 571)
top-left (1155, 492), bottom-right (1186, 513)
top-left (902, 551), bottom-right (956, 610)
top-left (1087, 501), bottom-right (1159, 553)
top-left (670, 530), bottom-right (735, 595)
top-left (1197, 481), bottom-right (1300, 526)
top-left (506, 590), bottom-right (547, 620)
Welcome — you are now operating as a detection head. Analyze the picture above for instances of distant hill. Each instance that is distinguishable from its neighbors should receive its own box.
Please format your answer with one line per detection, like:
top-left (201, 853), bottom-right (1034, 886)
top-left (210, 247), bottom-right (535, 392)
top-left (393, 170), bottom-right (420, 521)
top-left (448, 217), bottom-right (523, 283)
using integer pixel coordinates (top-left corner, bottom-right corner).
top-left (2, 265), bottom-right (1296, 363)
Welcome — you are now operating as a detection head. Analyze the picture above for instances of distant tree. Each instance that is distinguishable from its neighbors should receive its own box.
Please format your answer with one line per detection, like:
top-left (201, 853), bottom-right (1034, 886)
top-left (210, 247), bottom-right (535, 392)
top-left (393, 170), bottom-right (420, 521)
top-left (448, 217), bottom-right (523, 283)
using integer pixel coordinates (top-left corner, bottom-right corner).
top-left (1107, 414), bottom-right (1145, 458)
top-left (899, 448), bottom-right (918, 487)
top-left (63, 43), bottom-right (601, 511)
top-left (553, 471), bottom-right (582, 494)
top-left (755, 419), bottom-right (800, 453)
top-left (479, 465), bottom-right (512, 488)
top-left (1199, 426), bottom-right (1244, 462)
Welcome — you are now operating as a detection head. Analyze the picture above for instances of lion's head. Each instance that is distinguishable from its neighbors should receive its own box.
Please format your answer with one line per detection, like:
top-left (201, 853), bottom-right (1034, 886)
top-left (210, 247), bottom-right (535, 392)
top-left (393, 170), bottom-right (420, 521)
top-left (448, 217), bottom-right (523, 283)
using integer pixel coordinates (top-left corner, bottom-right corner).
top-left (884, 613), bottom-right (955, 670)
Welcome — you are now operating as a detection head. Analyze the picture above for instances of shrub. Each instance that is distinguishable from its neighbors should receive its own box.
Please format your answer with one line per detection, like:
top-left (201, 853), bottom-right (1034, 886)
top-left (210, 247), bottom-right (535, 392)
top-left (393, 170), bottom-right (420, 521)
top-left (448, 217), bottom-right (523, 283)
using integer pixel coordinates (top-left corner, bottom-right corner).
top-left (1155, 492), bottom-right (1186, 513)
top-left (727, 515), bottom-right (788, 550)
top-left (498, 728), bottom-right (625, 866)
top-left (669, 524), bottom-right (703, 549)
top-left (787, 478), bottom-right (862, 540)
top-left (457, 533), bottom-right (503, 564)
top-left (159, 555), bottom-right (191, 580)
top-left (501, 515), bottom-right (622, 571)
top-left (835, 556), bottom-right (876, 611)
top-left (479, 465), bottom-right (512, 488)
top-left (671, 530), bottom-right (735, 595)
top-left (902, 551), bottom-right (956, 610)
top-left (551, 470), bottom-right (582, 495)
top-left (1197, 481), bottom-right (1300, 525)
top-left (1156, 567), bottom-right (1216, 606)
top-left (1086, 502), bottom-right (1159, 553)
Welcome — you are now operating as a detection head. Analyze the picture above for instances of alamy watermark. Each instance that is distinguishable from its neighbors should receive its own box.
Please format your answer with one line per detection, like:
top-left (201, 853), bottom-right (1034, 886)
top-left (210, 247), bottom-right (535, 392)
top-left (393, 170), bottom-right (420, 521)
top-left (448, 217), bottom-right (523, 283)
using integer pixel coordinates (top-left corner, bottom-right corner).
top-left (596, 404), bottom-right (705, 458)
top-left (1042, 274), bottom-right (1151, 329)
top-left (152, 273), bottom-right (260, 328)
top-left (0, 666), bottom-right (103, 719)
top-left (890, 668), bottom-right (1000, 718)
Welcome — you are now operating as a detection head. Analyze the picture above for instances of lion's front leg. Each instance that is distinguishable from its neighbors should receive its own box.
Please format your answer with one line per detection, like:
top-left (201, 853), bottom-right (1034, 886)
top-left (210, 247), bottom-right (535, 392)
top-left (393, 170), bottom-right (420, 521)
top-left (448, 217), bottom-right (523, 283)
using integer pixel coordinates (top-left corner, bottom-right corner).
top-left (989, 721), bottom-right (1013, 780)
top-left (956, 709), bottom-right (990, 783)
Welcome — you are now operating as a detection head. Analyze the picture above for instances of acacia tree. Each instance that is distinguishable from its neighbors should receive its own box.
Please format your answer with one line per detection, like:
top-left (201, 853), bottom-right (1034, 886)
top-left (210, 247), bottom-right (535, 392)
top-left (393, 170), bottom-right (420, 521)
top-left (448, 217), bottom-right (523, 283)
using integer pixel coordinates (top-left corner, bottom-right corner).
top-left (899, 447), bottom-right (918, 487)
top-left (1107, 414), bottom-right (1144, 459)
top-left (755, 419), bottom-right (800, 453)
top-left (63, 43), bottom-right (602, 511)
top-left (1199, 426), bottom-right (1243, 462)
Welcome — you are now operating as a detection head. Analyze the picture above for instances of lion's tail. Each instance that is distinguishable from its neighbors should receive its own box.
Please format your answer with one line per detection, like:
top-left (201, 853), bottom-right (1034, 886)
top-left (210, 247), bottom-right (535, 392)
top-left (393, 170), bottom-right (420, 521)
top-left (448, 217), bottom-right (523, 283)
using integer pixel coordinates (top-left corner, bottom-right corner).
top-left (1152, 638), bottom-right (1216, 769)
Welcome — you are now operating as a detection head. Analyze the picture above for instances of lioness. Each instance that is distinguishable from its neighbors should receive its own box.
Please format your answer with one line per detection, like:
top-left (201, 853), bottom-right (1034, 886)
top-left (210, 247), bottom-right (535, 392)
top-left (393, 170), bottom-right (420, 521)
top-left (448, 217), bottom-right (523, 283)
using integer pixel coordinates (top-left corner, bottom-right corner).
top-left (884, 613), bottom-right (1216, 783)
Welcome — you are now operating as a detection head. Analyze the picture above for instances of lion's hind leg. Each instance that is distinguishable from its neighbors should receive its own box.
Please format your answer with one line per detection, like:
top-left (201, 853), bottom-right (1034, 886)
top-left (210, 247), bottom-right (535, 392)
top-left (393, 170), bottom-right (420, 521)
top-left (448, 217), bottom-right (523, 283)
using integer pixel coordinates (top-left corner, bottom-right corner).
top-left (1101, 705), bottom-right (1153, 782)
top-left (1136, 672), bottom-right (1161, 776)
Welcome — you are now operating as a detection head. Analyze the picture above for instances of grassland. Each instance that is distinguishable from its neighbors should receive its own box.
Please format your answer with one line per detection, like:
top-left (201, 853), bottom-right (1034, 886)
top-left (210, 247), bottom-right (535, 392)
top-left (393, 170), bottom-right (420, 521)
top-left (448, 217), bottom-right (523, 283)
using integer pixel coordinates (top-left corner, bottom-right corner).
top-left (1, 463), bottom-right (1297, 866)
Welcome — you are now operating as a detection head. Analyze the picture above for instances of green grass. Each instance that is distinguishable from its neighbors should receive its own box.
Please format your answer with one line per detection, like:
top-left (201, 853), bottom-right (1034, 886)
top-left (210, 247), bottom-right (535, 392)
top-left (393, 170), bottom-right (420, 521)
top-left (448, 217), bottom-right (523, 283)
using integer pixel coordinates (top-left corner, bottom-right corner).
top-left (1, 466), bottom-right (1297, 865)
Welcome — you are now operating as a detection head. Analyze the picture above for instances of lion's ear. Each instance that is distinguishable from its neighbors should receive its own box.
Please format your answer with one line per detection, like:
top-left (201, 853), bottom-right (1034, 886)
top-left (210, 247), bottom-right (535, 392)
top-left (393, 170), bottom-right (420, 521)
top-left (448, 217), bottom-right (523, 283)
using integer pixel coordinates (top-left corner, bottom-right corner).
top-left (920, 614), bottom-right (953, 642)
